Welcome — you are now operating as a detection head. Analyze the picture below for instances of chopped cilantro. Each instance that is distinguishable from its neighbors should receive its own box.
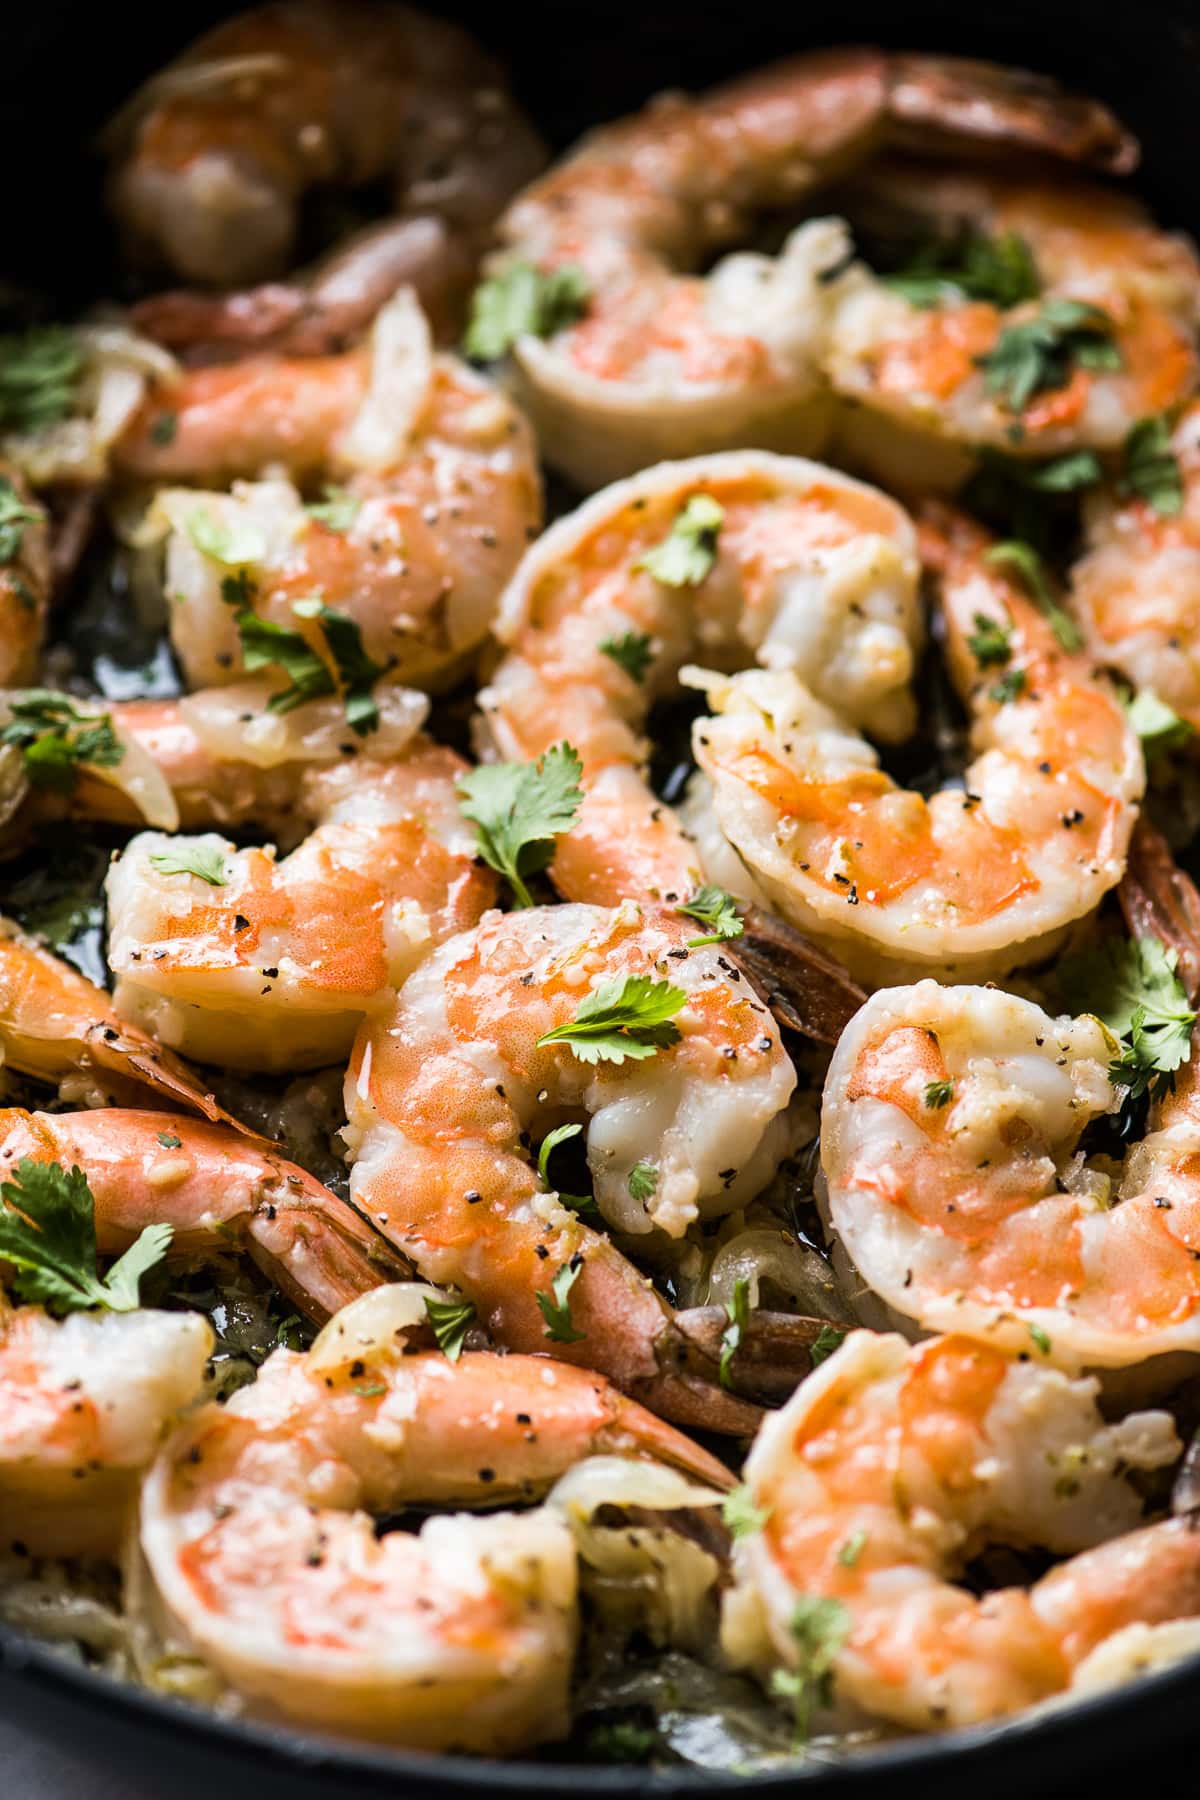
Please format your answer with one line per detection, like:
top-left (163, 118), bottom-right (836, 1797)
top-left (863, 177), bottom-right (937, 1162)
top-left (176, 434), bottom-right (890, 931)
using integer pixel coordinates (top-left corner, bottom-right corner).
top-left (186, 509), bottom-right (266, 567)
top-left (885, 229), bottom-right (1039, 311)
top-left (718, 1276), bottom-right (751, 1390)
top-left (537, 973), bottom-right (685, 1065)
top-left (305, 486), bottom-right (362, 533)
top-left (1124, 688), bottom-right (1193, 760)
top-left (148, 844), bottom-right (228, 886)
top-left (636, 494), bottom-right (724, 588)
top-left (536, 1256), bottom-right (587, 1343)
top-left (984, 538), bottom-right (1082, 651)
top-left (1060, 932), bottom-right (1196, 1100)
top-left (628, 1161), bottom-right (658, 1204)
top-left (456, 743), bottom-right (584, 908)
top-left (966, 612), bottom-right (1012, 669)
top-left (1, 692), bottom-right (124, 794)
top-left (0, 1158), bottom-right (171, 1315)
top-left (0, 476), bottom-right (43, 564)
top-left (424, 1294), bottom-right (476, 1362)
top-left (976, 298), bottom-right (1121, 415)
top-left (463, 261), bottom-right (591, 361)
top-left (0, 326), bottom-right (83, 435)
top-left (923, 1079), bottom-right (954, 1109)
top-left (676, 884), bottom-right (744, 947)
top-left (769, 1596), bottom-right (850, 1749)
top-left (598, 629), bottom-right (654, 684)
top-left (809, 1325), bottom-right (846, 1367)
top-left (1120, 415), bottom-right (1184, 517)
top-left (723, 1483), bottom-right (771, 1538)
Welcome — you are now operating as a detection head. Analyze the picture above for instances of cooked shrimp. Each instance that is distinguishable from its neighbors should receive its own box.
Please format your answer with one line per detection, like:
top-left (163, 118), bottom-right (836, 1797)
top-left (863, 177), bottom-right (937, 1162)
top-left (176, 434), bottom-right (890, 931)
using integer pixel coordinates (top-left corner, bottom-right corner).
top-left (105, 738), bottom-right (496, 1071)
top-left (479, 452), bottom-right (921, 908)
top-left (1072, 399), bottom-right (1200, 732)
top-left (488, 49), bottom-right (1134, 489)
top-left (0, 465), bottom-right (50, 687)
top-left (137, 1320), bottom-right (729, 1750)
top-left (688, 507), bottom-right (1142, 982)
top-left (728, 1330), bottom-right (1194, 1731)
top-left (117, 292), bottom-right (541, 692)
top-left (826, 163), bottom-right (1200, 490)
top-left (0, 916), bottom-right (248, 1128)
top-left (106, 0), bottom-right (545, 300)
top-left (0, 1299), bottom-right (211, 1558)
top-left (344, 901), bottom-right (796, 1432)
top-left (0, 1107), bottom-right (403, 1323)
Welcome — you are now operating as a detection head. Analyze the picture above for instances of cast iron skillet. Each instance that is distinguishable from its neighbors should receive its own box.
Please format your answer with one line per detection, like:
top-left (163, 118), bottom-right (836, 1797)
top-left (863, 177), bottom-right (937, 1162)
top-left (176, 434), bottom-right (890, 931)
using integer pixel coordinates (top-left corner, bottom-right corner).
top-left (1, 1), bottom-right (1198, 1793)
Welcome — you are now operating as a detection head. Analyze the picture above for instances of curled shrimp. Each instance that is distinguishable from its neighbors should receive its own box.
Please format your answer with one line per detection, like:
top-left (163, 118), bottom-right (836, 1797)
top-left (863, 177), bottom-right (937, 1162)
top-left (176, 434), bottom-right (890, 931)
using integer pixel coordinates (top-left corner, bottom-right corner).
top-left (728, 1330), bottom-right (1195, 1731)
top-left (116, 291), bottom-right (541, 692)
top-left (0, 1106), bottom-right (403, 1324)
top-left (486, 49), bottom-right (1133, 489)
top-left (1072, 399), bottom-right (1200, 732)
top-left (688, 506), bottom-right (1142, 982)
top-left (106, 0), bottom-right (545, 309)
top-left (344, 901), bottom-right (800, 1432)
top-left (479, 451), bottom-right (922, 909)
top-left (825, 162), bottom-right (1200, 490)
top-left (137, 1304), bottom-right (729, 1750)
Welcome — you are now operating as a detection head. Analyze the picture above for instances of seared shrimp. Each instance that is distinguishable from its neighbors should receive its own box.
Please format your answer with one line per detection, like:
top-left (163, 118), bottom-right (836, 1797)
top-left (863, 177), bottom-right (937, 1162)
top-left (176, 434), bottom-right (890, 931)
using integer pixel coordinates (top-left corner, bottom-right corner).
top-left (138, 1315), bottom-right (729, 1750)
top-left (689, 508), bottom-right (1142, 982)
top-left (0, 1107), bottom-right (403, 1323)
top-left (479, 452), bottom-right (921, 908)
top-left (826, 163), bottom-right (1200, 489)
top-left (487, 49), bottom-right (1133, 489)
top-left (107, 0), bottom-right (545, 307)
top-left (729, 1331), bottom-right (1193, 1731)
top-left (345, 902), bottom-right (798, 1431)
top-left (1072, 399), bottom-right (1200, 732)
top-left (105, 739), bottom-right (495, 1072)
top-left (117, 292), bottom-right (541, 692)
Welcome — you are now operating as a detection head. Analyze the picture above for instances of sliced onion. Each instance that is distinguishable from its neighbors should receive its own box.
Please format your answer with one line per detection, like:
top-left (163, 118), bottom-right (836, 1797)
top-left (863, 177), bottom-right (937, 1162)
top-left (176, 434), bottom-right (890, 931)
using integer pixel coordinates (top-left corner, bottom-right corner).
top-left (340, 288), bottom-right (433, 471)
top-left (308, 1282), bottom-right (448, 1373)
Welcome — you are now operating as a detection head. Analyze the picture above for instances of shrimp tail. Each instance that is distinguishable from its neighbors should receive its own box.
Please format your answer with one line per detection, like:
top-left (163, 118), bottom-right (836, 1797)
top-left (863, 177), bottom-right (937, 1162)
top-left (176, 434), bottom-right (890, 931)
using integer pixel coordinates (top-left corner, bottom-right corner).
top-left (673, 1305), bottom-right (839, 1404)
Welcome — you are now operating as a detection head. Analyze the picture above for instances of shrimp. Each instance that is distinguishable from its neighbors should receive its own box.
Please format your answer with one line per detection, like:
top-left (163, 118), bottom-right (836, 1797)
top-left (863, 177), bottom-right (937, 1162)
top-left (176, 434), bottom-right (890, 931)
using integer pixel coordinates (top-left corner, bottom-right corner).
top-left (487, 49), bottom-right (1134, 489)
top-left (1072, 399), bottom-right (1200, 732)
top-left (728, 1330), bottom-right (1195, 1731)
top-left (0, 464), bottom-right (50, 687)
top-left (106, 0), bottom-right (545, 303)
top-left (136, 1317), bottom-right (730, 1750)
top-left (688, 507), bottom-right (1142, 982)
top-left (479, 452), bottom-right (922, 909)
top-left (825, 162), bottom-right (1200, 491)
top-left (343, 900), bottom-right (797, 1433)
top-left (0, 1107), bottom-right (404, 1324)
top-left (116, 291), bottom-right (541, 693)
top-left (0, 916), bottom-right (249, 1128)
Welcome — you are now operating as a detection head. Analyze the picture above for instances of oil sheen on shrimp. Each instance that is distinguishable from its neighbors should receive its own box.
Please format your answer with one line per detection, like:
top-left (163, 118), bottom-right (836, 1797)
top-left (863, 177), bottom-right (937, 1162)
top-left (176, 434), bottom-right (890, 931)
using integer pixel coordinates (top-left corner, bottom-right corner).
top-left (728, 1330), bottom-right (1194, 1731)
top-left (344, 901), bottom-right (797, 1432)
top-left (137, 1314), bottom-right (729, 1750)
top-left (487, 49), bottom-right (1134, 488)
top-left (687, 507), bottom-right (1142, 982)
top-left (479, 451), bottom-right (921, 909)
top-left (118, 291), bottom-right (541, 693)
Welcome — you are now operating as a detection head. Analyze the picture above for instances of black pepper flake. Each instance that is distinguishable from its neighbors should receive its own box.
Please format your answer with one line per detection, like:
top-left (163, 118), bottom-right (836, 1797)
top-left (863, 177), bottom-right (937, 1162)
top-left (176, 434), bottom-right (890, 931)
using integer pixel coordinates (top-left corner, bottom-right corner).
top-left (465, 1190), bottom-right (483, 1204)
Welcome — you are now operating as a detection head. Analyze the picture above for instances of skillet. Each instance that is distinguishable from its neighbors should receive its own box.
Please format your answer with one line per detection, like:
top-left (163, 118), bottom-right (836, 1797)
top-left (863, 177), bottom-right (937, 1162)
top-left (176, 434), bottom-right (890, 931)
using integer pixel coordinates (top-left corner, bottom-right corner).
top-left (1, 0), bottom-right (1199, 1791)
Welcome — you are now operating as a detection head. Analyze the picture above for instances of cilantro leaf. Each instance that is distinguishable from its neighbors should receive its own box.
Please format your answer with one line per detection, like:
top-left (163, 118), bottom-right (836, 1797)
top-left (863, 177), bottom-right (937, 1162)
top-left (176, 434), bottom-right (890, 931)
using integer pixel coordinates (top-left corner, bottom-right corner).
top-left (1124, 688), bottom-right (1194, 760)
top-left (885, 229), bottom-right (1039, 311)
top-left (976, 298), bottom-right (1121, 415)
top-left (966, 612), bottom-right (1012, 669)
top-left (984, 538), bottom-right (1082, 651)
top-left (598, 629), bottom-right (654, 684)
top-left (718, 1275), bottom-right (751, 1390)
top-left (1120, 415), bottom-right (1184, 517)
top-left (148, 844), bottom-right (228, 886)
top-left (534, 1122), bottom-right (600, 1220)
top-left (628, 1161), bottom-right (658, 1204)
top-left (769, 1596), bottom-right (850, 1748)
top-left (156, 1133), bottom-right (182, 1149)
top-left (456, 743), bottom-right (584, 908)
top-left (0, 1158), bottom-right (171, 1315)
top-left (235, 610), bottom-right (336, 714)
top-left (0, 326), bottom-right (83, 434)
top-left (923, 1079), bottom-right (954, 1109)
top-left (989, 668), bottom-right (1028, 705)
top-left (723, 1483), bottom-right (771, 1539)
top-left (964, 448), bottom-right (1102, 555)
top-left (424, 1294), bottom-right (476, 1362)
top-left (149, 411), bottom-right (177, 446)
top-left (636, 495), bottom-right (724, 588)
top-left (536, 1256), bottom-right (587, 1343)
top-left (0, 476), bottom-right (44, 564)
top-left (537, 973), bottom-right (685, 1065)
top-left (837, 1529), bottom-right (868, 1568)
top-left (1060, 932), bottom-right (1196, 1099)
top-left (676, 884), bottom-right (744, 948)
top-left (186, 509), bottom-right (266, 567)
top-left (291, 597), bottom-right (385, 737)
top-left (1028, 1322), bottom-right (1052, 1356)
top-left (463, 262), bottom-right (591, 361)
top-left (0, 692), bottom-right (124, 794)
top-left (305, 486), bottom-right (362, 534)
top-left (809, 1324), bottom-right (846, 1367)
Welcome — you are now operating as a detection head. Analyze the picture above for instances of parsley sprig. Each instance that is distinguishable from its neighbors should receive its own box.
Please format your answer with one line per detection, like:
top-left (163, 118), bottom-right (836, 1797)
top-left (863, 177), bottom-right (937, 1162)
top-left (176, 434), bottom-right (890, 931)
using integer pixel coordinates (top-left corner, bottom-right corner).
top-left (676, 885), bottom-right (744, 948)
top-left (537, 973), bottom-right (685, 1065)
top-left (305, 486), bottom-right (362, 534)
top-left (0, 1158), bottom-right (171, 1315)
top-left (1060, 933), bottom-right (1196, 1100)
top-left (976, 298), bottom-right (1121, 415)
top-left (463, 262), bottom-right (591, 361)
top-left (1, 692), bottom-right (124, 794)
top-left (636, 495), bottom-right (723, 588)
top-left (457, 743), bottom-right (583, 908)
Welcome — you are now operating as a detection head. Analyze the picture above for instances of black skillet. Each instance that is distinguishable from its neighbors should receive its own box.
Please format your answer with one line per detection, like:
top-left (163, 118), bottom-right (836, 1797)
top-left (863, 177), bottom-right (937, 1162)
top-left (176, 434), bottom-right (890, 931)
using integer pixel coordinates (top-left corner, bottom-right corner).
top-left (1, 1), bottom-right (1198, 1792)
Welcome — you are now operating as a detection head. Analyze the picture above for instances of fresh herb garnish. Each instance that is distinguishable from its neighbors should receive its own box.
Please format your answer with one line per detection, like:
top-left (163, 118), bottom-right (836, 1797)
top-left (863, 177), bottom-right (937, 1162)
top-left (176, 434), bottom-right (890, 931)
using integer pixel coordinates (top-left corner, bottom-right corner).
top-left (1028, 1323), bottom-right (1052, 1355)
top-left (0, 477), bottom-right (43, 564)
top-left (809, 1325), bottom-right (846, 1367)
top-left (628, 1161), bottom-right (658, 1204)
top-left (718, 1276), bottom-right (751, 1390)
top-left (583, 1722), bottom-right (659, 1765)
top-left (676, 884), bottom-right (744, 948)
top-left (1060, 932), bottom-right (1196, 1100)
top-left (1, 692), bottom-right (124, 794)
top-left (0, 326), bottom-right (83, 434)
top-left (236, 610), bottom-right (336, 713)
top-left (769, 1596), bottom-right (850, 1750)
top-left (964, 448), bottom-right (1102, 555)
top-left (463, 261), bottom-right (591, 361)
top-left (976, 298), bottom-right (1121, 415)
top-left (537, 973), bottom-right (685, 1065)
top-left (1124, 688), bottom-right (1194, 759)
top-left (290, 598), bottom-right (385, 737)
top-left (305, 485), bottom-right (362, 533)
top-left (885, 229), bottom-right (1039, 311)
top-left (837, 1529), bottom-right (868, 1568)
top-left (989, 668), bottom-right (1028, 704)
top-left (536, 1256), bottom-right (587, 1343)
top-left (636, 494), bottom-right (723, 588)
top-left (598, 629), bottom-right (654, 684)
top-left (156, 1133), bottom-right (182, 1150)
top-left (148, 844), bottom-right (228, 886)
top-left (186, 509), bottom-right (266, 568)
top-left (1120, 415), bottom-right (1184, 517)
top-left (149, 411), bottom-right (178, 447)
top-left (537, 1123), bottom-right (583, 1187)
top-left (923, 1079), bottom-right (954, 1109)
top-left (984, 538), bottom-right (1082, 651)
top-left (424, 1294), bottom-right (476, 1362)
top-left (456, 743), bottom-right (584, 908)
top-left (220, 569), bottom-right (256, 609)
top-left (0, 1158), bottom-right (171, 1315)
top-left (966, 612), bottom-right (1012, 669)
top-left (723, 1483), bottom-right (771, 1539)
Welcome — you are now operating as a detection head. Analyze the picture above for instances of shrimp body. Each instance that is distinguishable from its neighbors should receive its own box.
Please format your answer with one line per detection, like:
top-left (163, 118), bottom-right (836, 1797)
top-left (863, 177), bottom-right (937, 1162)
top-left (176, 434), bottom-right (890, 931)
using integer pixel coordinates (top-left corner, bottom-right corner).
top-left (344, 902), bottom-right (795, 1430)
top-left (0, 1108), bottom-right (403, 1324)
top-left (490, 51), bottom-right (1133, 489)
top-left (820, 978), bottom-right (1200, 1369)
top-left (138, 1338), bottom-right (728, 1748)
top-left (107, 0), bottom-right (545, 298)
top-left (689, 509), bottom-right (1142, 982)
top-left (118, 293), bottom-right (541, 692)
top-left (825, 165), bottom-right (1200, 484)
top-left (105, 741), bottom-right (496, 1071)
top-left (730, 1330), bottom-right (1192, 1731)
top-left (1072, 399), bottom-right (1200, 731)
top-left (480, 452), bottom-right (921, 908)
